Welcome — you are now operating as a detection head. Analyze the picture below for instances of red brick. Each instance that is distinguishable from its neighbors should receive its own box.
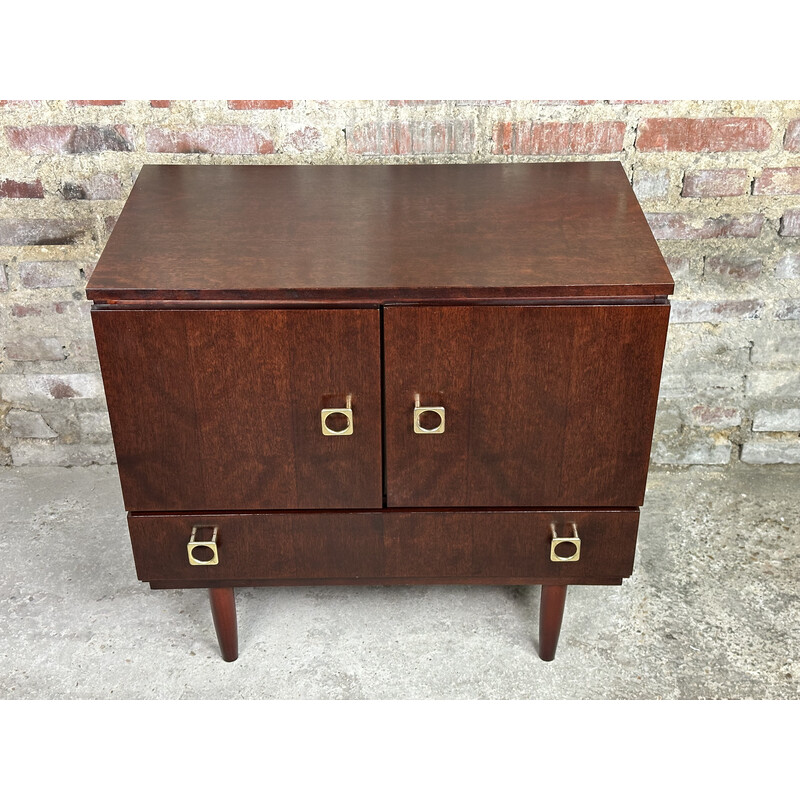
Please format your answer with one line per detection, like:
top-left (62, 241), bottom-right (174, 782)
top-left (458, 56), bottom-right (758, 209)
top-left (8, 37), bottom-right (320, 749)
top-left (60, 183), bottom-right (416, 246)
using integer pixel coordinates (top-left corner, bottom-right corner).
top-left (61, 173), bottom-right (123, 200)
top-left (636, 117), bottom-right (771, 152)
top-left (491, 121), bottom-right (625, 155)
top-left (285, 126), bottom-right (324, 152)
top-left (670, 299), bottom-right (764, 323)
top-left (0, 218), bottom-right (89, 246)
top-left (12, 304), bottom-right (43, 317)
top-left (347, 121), bottom-right (474, 155)
top-left (780, 209), bottom-right (800, 236)
top-left (69, 100), bottom-right (124, 106)
top-left (784, 119), bottom-right (800, 151)
top-left (145, 126), bottom-right (275, 154)
top-left (19, 261), bottom-right (80, 288)
top-left (227, 100), bottom-right (293, 110)
top-left (6, 125), bottom-right (133, 153)
top-left (0, 178), bottom-right (44, 198)
top-left (682, 169), bottom-right (749, 197)
top-left (150, 100), bottom-right (172, 108)
top-left (645, 213), bottom-right (764, 240)
top-left (705, 255), bottom-right (763, 280)
top-left (690, 405), bottom-right (741, 428)
top-left (752, 168), bottom-right (800, 195)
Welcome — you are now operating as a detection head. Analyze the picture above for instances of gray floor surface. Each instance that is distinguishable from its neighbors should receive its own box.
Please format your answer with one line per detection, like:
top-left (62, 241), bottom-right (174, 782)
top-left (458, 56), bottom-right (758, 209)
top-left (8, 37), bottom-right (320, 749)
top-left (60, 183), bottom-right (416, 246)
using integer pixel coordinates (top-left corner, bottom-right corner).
top-left (1, 464), bottom-right (798, 699)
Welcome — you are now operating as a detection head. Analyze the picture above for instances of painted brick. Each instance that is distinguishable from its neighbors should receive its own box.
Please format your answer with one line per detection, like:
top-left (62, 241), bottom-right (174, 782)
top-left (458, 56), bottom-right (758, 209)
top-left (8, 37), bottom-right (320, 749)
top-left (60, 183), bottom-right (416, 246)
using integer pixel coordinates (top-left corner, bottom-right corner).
top-left (651, 436), bottom-right (732, 465)
top-left (388, 100), bottom-right (444, 106)
top-left (77, 410), bottom-right (112, 439)
top-left (10, 441), bottom-right (115, 467)
top-left (5, 336), bottom-right (65, 361)
top-left (753, 409), bottom-right (800, 432)
top-left (780, 209), bottom-right (800, 236)
top-left (670, 299), bottom-right (764, 323)
top-left (636, 117), bottom-right (771, 152)
top-left (747, 370), bottom-right (800, 398)
top-left (7, 410), bottom-right (58, 439)
top-left (491, 121), bottom-right (625, 155)
top-left (19, 261), bottom-right (80, 288)
top-left (784, 119), bottom-right (800, 151)
top-left (227, 100), bottom-right (293, 110)
top-left (775, 253), bottom-right (800, 278)
top-left (690, 405), bottom-right (742, 428)
top-left (69, 100), bottom-right (124, 106)
top-left (0, 263), bottom-right (7, 292)
top-left (682, 169), bottom-right (749, 197)
top-left (104, 215), bottom-right (118, 235)
top-left (0, 219), bottom-right (89, 246)
top-left (752, 168), bottom-right (800, 195)
top-left (664, 255), bottom-right (693, 279)
top-left (750, 332), bottom-right (800, 364)
top-left (150, 100), bottom-right (171, 108)
top-left (705, 255), bottom-right (763, 280)
top-left (61, 173), bottom-right (123, 200)
top-left (0, 374), bottom-right (104, 401)
top-left (0, 178), bottom-right (45, 199)
top-left (645, 213), bottom-right (764, 240)
top-left (741, 437), bottom-right (800, 464)
top-left (775, 299), bottom-right (800, 320)
top-left (347, 121), bottom-right (475, 155)
top-left (285, 126), bottom-right (324, 153)
top-left (632, 169), bottom-right (670, 200)
top-left (6, 125), bottom-right (133, 154)
top-left (145, 126), bottom-right (275, 154)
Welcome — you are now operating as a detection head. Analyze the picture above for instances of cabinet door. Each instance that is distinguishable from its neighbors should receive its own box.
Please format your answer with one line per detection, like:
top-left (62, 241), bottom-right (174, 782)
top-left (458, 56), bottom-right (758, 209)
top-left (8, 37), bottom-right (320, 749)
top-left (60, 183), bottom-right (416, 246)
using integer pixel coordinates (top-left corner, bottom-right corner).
top-left (383, 304), bottom-right (669, 508)
top-left (93, 309), bottom-right (382, 511)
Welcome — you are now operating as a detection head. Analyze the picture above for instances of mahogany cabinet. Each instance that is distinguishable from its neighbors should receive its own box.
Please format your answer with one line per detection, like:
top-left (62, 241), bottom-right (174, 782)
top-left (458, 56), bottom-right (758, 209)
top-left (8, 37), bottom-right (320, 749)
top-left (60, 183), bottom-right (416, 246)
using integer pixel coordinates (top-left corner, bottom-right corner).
top-left (87, 162), bottom-right (673, 662)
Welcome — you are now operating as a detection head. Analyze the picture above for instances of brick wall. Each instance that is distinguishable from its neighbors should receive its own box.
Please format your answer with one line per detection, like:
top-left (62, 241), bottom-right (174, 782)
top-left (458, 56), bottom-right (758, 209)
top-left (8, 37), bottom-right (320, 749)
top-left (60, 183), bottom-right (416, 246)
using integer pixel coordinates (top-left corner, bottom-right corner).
top-left (1, 100), bottom-right (799, 467)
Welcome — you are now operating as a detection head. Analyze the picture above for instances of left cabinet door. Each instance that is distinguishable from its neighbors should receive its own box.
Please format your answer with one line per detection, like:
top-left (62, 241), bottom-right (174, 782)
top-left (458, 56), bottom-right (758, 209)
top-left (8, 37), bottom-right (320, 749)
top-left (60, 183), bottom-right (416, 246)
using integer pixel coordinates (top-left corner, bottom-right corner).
top-left (92, 308), bottom-right (383, 511)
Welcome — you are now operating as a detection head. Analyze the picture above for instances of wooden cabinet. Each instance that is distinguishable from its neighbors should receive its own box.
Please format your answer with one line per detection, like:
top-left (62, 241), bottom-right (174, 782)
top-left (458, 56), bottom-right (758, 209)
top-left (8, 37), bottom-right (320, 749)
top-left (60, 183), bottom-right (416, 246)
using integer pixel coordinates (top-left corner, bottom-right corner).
top-left (87, 162), bottom-right (673, 662)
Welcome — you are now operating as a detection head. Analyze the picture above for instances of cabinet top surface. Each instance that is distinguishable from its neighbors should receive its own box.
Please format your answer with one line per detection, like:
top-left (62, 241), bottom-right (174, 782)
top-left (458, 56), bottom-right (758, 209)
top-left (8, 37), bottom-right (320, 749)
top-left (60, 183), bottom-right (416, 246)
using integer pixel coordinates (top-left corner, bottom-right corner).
top-left (87, 162), bottom-right (673, 302)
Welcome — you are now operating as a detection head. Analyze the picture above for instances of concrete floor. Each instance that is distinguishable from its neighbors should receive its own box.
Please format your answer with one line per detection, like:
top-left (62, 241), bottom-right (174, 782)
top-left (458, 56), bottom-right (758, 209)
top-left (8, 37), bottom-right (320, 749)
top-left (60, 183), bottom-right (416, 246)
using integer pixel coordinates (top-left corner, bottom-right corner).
top-left (1, 464), bottom-right (798, 699)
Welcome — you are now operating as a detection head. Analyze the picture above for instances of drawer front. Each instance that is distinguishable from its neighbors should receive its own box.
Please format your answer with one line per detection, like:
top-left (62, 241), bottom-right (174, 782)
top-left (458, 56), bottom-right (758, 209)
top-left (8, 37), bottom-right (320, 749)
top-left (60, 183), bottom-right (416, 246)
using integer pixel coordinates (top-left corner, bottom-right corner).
top-left (128, 510), bottom-right (639, 583)
top-left (93, 308), bottom-right (383, 511)
top-left (383, 304), bottom-right (669, 508)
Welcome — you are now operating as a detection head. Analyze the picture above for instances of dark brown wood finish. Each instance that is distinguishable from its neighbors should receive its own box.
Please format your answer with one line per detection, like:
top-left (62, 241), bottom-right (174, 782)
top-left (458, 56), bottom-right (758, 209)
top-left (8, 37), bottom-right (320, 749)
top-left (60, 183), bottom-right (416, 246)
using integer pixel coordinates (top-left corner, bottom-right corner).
top-left (127, 509), bottom-right (640, 583)
top-left (209, 588), bottom-right (238, 662)
top-left (383, 303), bottom-right (670, 508)
top-left (538, 585), bottom-right (567, 661)
top-left (92, 308), bottom-right (383, 511)
top-left (86, 163), bottom-right (673, 303)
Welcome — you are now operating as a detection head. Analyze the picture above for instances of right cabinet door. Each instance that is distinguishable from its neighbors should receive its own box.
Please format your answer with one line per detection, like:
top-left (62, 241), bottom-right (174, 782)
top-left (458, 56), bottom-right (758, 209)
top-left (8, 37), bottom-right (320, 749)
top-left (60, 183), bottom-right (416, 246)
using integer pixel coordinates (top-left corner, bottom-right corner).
top-left (383, 303), bottom-right (669, 508)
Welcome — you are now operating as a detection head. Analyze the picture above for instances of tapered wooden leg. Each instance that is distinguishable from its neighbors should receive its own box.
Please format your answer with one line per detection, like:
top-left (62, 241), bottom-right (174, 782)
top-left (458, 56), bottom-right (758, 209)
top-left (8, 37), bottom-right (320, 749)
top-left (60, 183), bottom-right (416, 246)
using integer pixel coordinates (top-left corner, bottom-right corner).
top-left (538, 584), bottom-right (568, 662)
top-left (209, 588), bottom-right (238, 662)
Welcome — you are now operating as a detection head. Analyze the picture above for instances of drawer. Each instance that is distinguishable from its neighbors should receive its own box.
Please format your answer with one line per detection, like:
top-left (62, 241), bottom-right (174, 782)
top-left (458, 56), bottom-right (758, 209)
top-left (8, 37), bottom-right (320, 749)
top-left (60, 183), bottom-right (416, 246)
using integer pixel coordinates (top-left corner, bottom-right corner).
top-left (128, 510), bottom-right (639, 583)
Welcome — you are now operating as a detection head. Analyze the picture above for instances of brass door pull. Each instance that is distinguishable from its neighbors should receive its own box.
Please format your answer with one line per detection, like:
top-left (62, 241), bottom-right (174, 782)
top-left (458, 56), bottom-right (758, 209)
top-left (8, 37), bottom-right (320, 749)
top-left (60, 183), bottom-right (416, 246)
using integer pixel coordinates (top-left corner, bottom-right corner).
top-left (413, 394), bottom-right (445, 434)
top-left (321, 394), bottom-right (354, 436)
top-left (550, 523), bottom-right (581, 562)
top-left (188, 526), bottom-right (219, 566)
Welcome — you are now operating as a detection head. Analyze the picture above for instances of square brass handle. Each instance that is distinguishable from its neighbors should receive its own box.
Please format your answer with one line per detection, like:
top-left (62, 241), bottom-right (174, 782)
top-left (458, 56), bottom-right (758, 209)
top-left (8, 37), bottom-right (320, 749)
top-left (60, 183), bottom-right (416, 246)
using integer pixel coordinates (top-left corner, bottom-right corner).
top-left (321, 395), bottom-right (354, 436)
top-left (413, 394), bottom-right (445, 434)
top-left (188, 526), bottom-right (219, 566)
top-left (550, 523), bottom-right (581, 562)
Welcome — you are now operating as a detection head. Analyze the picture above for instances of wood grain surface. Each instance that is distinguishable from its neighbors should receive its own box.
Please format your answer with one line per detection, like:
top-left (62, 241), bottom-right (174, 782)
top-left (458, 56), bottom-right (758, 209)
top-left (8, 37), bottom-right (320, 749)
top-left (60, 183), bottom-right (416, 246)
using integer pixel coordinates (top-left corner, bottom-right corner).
top-left (92, 308), bottom-right (383, 511)
top-left (383, 303), bottom-right (670, 507)
top-left (86, 163), bottom-right (673, 302)
top-left (127, 509), bottom-right (640, 583)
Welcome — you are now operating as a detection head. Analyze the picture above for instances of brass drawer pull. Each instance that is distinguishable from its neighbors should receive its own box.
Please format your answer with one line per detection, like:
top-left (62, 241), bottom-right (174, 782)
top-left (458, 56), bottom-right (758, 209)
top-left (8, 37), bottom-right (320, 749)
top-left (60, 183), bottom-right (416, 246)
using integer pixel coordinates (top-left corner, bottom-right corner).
top-left (413, 394), bottom-right (445, 434)
top-left (550, 523), bottom-right (581, 562)
top-left (188, 526), bottom-right (219, 566)
top-left (321, 394), bottom-right (353, 436)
